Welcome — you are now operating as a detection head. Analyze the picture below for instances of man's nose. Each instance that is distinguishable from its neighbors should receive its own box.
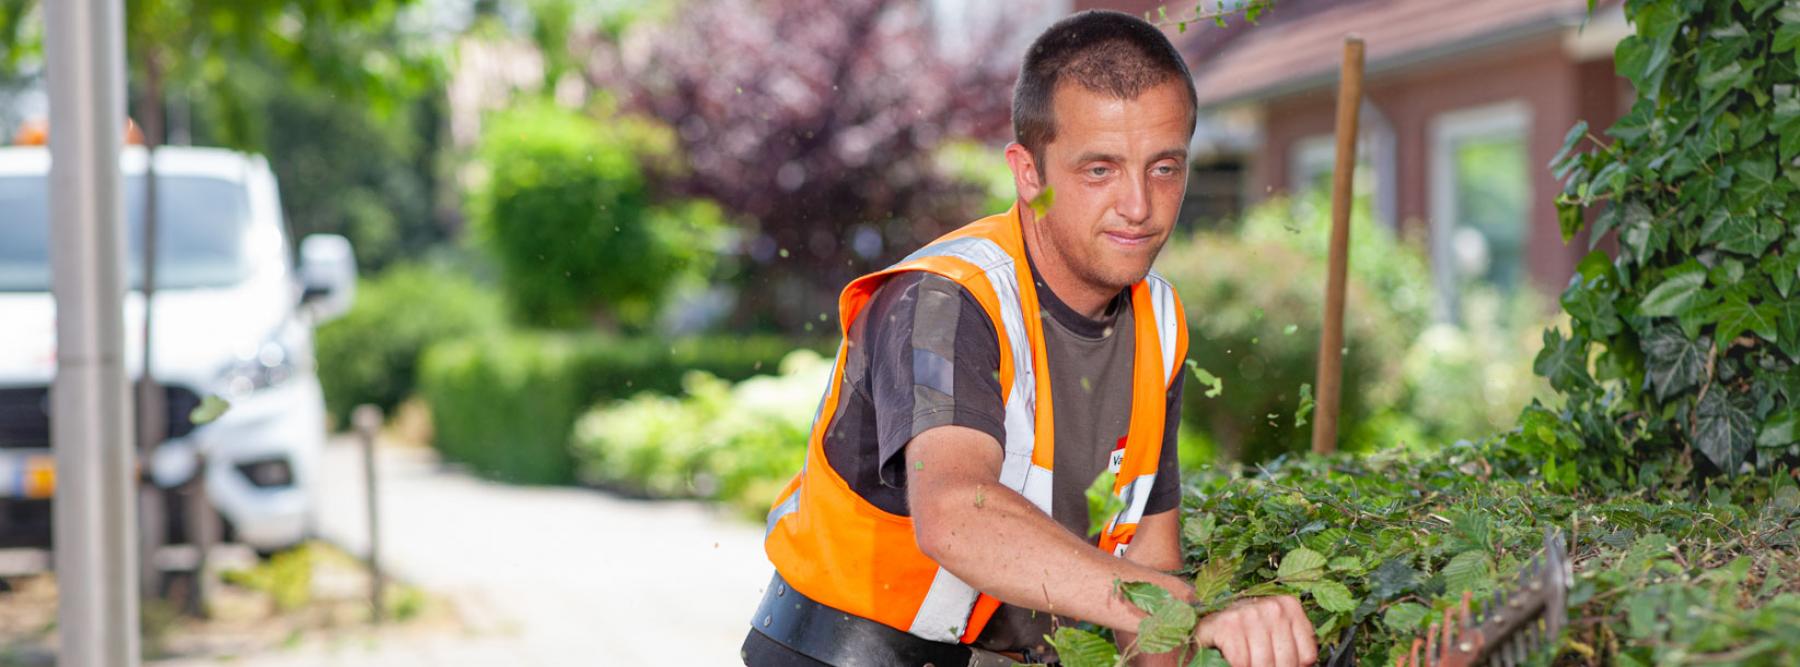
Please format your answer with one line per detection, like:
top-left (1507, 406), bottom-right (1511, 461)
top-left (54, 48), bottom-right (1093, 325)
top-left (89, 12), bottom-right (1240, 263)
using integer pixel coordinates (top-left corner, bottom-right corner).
top-left (1114, 173), bottom-right (1151, 224)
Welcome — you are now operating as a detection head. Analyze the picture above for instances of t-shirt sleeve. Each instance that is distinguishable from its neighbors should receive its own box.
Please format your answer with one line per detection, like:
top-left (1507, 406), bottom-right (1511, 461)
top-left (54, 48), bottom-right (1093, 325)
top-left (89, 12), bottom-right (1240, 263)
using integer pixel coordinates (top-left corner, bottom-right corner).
top-left (1142, 370), bottom-right (1185, 516)
top-left (865, 272), bottom-right (1006, 487)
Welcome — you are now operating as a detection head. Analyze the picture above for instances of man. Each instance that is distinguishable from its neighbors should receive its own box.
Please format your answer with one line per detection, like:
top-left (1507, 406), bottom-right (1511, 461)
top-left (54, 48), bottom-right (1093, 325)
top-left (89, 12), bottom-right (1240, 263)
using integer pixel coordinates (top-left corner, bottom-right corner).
top-left (746, 10), bottom-right (1317, 667)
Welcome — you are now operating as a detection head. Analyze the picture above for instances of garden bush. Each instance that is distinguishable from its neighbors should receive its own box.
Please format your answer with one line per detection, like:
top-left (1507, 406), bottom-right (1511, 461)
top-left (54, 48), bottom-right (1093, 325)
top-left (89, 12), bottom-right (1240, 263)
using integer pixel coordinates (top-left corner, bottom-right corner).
top-left (1048, 437), bottom-right (1800, 667)
top-left (314, 262), bottom-right (504, 425)
top-left (568, 349), bottom-right (828, 517)
top-left (416, 331), bottom-right (813, 484)
top-left (469, 100), bottom-right (726, 330)
top-left (1155, 197), bottom-right (1433, 463)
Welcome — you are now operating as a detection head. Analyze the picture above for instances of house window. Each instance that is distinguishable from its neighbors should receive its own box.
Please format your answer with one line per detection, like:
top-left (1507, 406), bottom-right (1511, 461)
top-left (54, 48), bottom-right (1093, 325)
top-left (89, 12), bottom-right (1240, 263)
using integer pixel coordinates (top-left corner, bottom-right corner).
top-left (1286, 101), bottom-right (1396, 229)
top-left (1429, 101), bottom-right (1532, 321)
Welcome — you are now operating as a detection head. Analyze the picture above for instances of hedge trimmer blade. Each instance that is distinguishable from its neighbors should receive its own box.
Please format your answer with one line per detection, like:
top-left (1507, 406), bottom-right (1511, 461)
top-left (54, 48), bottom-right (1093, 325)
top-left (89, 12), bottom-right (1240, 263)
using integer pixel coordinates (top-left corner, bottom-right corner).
top-left (1396, 529), bottom-right (1572, 667)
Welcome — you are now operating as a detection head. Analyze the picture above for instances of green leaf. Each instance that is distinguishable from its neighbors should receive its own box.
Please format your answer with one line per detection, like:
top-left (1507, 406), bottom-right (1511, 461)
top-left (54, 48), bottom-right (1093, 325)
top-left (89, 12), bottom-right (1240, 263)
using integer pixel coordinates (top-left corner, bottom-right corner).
top-left (1759, 409), bottom-right (1799, 449)
top-left (1533, 328), bottom-right (1594, 394)
top-left (1301, 579), bottom-right (1357, 613)
top-left (189, 394), bottom-right (232, 426)
top-left (1192, 557), bottom-right (1237, 605)
top-left (1642, 325), bottom-right (1709, 402)
top-left (1382, 602), bottom-right (1430, 633)
top-left (1119, 579), bottom-right (1176, 614)
top-left (1294, 383), bottom-right (1314, 428)
top-left (1185, 359), bottom-right (1223, 398)
top-left (1048, 627), bottom-right (1119, 667)
top-left (1776, 22), bottom-right (1800, 53)
top-left (1278, 547), bottom-right (1329, 583)
top-left (1087, 471), bottom-right (1125, 537)
top-left (1183, 513), bottom-right (1217, 547)
top-left (1550, 121), bottom-right (1588, 174)
top-left (1441, 550), bottom-right (1493, 596)
top-left (1187, 648), bottom-right (1230, 667)
top-left (1369, 558), bottom-right (1421, 600)
top-left (1028, 186), bottom-right (1055, 217)
top-left (1639, 269), bottom-right (1710, 317)
top-left (1695, 389), bottom-right (1756, 472)
top-left (1137, 597), bottom-right (1199, 654)
top-left (1701, 209), bottom-right (1781, 256)
top-left (1706, 293), bottom-right (1778, 350)
top-left (1775, 298), bottom-right (1800, 359)
top-left (1562, 280), bottom-right (1623, 338)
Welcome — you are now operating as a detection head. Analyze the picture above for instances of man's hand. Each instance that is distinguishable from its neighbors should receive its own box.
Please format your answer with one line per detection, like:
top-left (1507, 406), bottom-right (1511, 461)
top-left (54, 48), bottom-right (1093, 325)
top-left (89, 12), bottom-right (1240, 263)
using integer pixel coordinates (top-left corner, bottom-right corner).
top-left (1191, 596), bottom-right (1318, 667)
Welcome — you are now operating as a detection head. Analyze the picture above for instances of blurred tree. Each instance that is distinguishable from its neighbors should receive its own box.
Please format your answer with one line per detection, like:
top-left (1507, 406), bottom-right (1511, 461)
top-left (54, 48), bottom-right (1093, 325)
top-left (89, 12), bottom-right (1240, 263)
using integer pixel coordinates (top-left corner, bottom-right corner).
top-left (582, 0), bottom-right (1016, 331)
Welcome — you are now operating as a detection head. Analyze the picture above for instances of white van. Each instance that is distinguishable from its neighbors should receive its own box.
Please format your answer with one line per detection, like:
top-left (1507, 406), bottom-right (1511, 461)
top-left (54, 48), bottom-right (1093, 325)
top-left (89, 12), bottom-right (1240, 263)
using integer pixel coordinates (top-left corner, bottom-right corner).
top-left (0, 145), bottom-right (354, 554)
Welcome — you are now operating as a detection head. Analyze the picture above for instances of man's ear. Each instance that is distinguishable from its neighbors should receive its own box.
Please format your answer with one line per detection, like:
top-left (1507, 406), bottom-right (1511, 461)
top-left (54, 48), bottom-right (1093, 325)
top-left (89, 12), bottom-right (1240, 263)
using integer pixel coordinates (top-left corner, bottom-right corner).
top-left (1004, 142), bottom-right (1043, 205)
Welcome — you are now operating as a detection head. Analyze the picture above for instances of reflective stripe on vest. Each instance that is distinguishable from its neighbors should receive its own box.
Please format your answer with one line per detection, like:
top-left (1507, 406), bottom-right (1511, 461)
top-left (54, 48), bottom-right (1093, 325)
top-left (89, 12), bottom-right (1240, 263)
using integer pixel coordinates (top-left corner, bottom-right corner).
top-left (761, 203), bottom-right (1189, 644)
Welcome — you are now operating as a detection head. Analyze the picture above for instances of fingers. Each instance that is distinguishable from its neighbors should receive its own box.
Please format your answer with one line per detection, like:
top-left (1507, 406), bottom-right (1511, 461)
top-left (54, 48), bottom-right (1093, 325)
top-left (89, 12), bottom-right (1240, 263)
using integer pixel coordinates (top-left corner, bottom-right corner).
top-left (1275, 595), bottom-right (1319, 665)
top-left (1253, 598), bottom-right (1295, 667)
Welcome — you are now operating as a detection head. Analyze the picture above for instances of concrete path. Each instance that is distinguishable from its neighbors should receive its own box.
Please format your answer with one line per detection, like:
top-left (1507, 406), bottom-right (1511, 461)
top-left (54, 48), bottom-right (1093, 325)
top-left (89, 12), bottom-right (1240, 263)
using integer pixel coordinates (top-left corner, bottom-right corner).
top-left (159, 437), bottom-right (771, 666)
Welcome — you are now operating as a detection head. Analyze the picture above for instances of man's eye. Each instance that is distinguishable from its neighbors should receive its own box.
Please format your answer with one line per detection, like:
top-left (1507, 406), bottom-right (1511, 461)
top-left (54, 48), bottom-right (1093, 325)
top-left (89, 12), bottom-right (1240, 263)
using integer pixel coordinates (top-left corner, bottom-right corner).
top-left (1088, 166), bottom-right (1112, 178)
top-left (1152, 164), bottom-right (1179, 176)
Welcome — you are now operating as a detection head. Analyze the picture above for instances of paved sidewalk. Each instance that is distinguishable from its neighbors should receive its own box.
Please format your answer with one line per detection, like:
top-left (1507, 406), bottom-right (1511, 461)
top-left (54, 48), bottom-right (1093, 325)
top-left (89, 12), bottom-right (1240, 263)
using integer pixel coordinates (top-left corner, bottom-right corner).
top-left (159, 437), bottom-right (771, 666)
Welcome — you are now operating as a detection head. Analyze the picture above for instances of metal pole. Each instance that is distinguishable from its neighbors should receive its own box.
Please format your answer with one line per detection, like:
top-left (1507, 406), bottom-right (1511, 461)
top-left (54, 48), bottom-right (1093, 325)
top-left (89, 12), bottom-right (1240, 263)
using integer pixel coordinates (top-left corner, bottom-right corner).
top-left (1310, 36), bottom-right (1364, 456)
top-left (45, 0), bottom-right (142, 664)
top-left (354, 405), bottom-right (385, 623)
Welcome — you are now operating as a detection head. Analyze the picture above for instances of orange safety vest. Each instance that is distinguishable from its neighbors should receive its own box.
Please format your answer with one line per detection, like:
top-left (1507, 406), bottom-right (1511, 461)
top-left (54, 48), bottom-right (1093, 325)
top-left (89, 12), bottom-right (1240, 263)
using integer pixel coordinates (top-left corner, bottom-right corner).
top-left (763, 203), bottom-right (1189, 644)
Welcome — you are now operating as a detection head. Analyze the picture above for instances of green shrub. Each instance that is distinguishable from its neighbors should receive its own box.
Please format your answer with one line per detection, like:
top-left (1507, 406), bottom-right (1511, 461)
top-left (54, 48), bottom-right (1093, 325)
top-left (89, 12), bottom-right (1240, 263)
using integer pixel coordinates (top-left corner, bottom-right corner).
top-left (569, 350), bottom-right (827, 516)
top-left (1049, 439), bottom-right (1800, 667)
top-left (469, 100), bottom-right (725, 329)
top-left (1156, 197), bottom-right (1432, 463)
top-left (416, 331), bottom-right (815, 484)
top-left (1542, 0), bottom-right (1800, 477)
top-left (314, 263), bottom-right (504, 425)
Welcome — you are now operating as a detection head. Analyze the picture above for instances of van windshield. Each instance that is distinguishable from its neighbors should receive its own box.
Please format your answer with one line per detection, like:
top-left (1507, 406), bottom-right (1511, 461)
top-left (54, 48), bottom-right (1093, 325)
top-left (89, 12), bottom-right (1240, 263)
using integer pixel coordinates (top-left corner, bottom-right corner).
top-left (0, 174), bottom-right (254, 292)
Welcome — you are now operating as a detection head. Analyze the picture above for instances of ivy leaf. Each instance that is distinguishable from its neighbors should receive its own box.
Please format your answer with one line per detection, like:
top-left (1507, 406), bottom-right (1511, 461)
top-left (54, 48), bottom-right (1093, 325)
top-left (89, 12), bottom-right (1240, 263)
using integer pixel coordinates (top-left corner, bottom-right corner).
top-left (1278, 547), bottom-right (1329, 583)
top-left (1701, 209), bottom-right (1782, 256)
top-left (1185, 359), bottom-right (1223, 398)
top-left (1533, 328), bottom-right (1594, 394)
top-left (1137, 597), bottom-right (1198, 654)
top-left (1761, 240), bottom-right (1800, 297)
top-left (1048, 627), bottom-right (1119, 667)
top-left (1759, 409), bottom-right (1799, 449)
top-left (1562, 279), bottom-right (1623, 337)
top-left (1087, 471), bottom-right (1125, 537)
top-left (1441, 550), bottom-right (1494, 596)
top-left (1695, 389), bottom-right (1756, 472)
top-left (1550, 121), bottom-right (1588, 176)
top-left (1775, 298), bottom-right (1800, 359)
top-left (1638, 268), bottom-right (1710, 317)
top-left (1642, 325), bottom-right (1709, 402)
top-left (1706, 293), bottom-right (1778, 349)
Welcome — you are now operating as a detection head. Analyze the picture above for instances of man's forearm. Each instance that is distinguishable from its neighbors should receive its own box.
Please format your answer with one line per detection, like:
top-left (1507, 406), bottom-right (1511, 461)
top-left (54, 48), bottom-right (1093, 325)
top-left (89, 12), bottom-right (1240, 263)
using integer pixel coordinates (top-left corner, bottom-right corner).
top-left (912, 478), bottom-right (1188, 633)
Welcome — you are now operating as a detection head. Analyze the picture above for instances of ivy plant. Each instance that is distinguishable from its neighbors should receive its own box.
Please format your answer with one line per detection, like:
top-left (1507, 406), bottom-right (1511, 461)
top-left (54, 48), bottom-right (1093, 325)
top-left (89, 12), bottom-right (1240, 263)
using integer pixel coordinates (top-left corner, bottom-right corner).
top-left (1543, 0), bottom-right (1800, 475)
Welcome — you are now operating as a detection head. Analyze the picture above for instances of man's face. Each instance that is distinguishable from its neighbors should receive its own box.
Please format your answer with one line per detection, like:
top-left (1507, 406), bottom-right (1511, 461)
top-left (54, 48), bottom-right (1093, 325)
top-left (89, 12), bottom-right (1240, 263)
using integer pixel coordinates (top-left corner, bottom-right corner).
top-left (1026, 81), bottom-right (1191, 292)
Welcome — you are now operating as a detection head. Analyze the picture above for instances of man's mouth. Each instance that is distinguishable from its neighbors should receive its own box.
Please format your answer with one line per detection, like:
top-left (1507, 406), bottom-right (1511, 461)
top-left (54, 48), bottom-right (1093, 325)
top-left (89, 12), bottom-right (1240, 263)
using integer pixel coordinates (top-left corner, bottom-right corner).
top-left (1103, 231), bottom-right (1155, 247)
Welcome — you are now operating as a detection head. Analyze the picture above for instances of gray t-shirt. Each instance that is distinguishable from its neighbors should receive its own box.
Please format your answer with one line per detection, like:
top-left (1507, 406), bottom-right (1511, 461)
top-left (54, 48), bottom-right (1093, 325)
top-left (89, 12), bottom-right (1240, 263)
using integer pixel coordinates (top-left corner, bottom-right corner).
top-left (807, 253), bottom-right (1184, 657)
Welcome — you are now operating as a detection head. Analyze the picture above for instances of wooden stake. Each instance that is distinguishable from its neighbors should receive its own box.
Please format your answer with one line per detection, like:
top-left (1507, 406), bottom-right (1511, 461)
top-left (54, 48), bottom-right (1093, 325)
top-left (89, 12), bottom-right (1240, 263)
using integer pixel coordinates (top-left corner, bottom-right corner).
top-left (1311, 36), bottom-right (1365, 456)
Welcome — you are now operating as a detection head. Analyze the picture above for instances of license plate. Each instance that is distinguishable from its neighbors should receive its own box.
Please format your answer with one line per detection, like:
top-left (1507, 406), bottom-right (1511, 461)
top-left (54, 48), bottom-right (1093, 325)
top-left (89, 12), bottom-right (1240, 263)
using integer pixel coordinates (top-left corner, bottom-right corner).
top-left (0, 452), bottom-right (55, 499)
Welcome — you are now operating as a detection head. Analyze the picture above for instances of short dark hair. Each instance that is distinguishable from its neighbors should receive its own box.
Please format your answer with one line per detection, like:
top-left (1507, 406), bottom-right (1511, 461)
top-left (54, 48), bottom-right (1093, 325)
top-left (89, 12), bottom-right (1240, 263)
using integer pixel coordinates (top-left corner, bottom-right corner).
top-left (1013, 11), bottom-right (1198, 174)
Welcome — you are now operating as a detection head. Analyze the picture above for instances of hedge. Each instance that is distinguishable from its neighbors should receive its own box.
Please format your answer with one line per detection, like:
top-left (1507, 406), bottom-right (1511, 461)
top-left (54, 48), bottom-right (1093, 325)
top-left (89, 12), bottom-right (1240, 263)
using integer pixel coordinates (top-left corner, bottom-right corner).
top-left (416, 331), bottom-right (819, 484)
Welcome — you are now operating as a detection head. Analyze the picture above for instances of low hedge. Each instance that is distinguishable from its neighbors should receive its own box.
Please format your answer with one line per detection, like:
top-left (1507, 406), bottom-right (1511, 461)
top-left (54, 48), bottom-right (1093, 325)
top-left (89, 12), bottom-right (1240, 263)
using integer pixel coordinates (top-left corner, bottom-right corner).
top-left (1043, 433), bottom-right (1800, 666)
top-left (416, 331), bottom-right (818, 484)
top-left (314, 263), bottom-right (505, 425)
top-left (569, 349), bottom-right (827, 516)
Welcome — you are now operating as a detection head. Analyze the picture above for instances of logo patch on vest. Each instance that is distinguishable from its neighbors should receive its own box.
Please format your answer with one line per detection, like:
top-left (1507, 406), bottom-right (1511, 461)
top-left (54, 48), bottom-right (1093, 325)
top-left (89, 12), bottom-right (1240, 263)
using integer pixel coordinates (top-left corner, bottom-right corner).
top-left (1109, 436), bottom-right (1127, 474)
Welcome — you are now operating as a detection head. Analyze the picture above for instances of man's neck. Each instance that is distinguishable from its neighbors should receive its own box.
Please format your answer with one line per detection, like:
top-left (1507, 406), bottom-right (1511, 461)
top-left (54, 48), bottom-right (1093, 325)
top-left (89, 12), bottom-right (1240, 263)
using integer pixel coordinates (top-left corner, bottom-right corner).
top-left (1019, 202), bottom-right (1119, 320)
